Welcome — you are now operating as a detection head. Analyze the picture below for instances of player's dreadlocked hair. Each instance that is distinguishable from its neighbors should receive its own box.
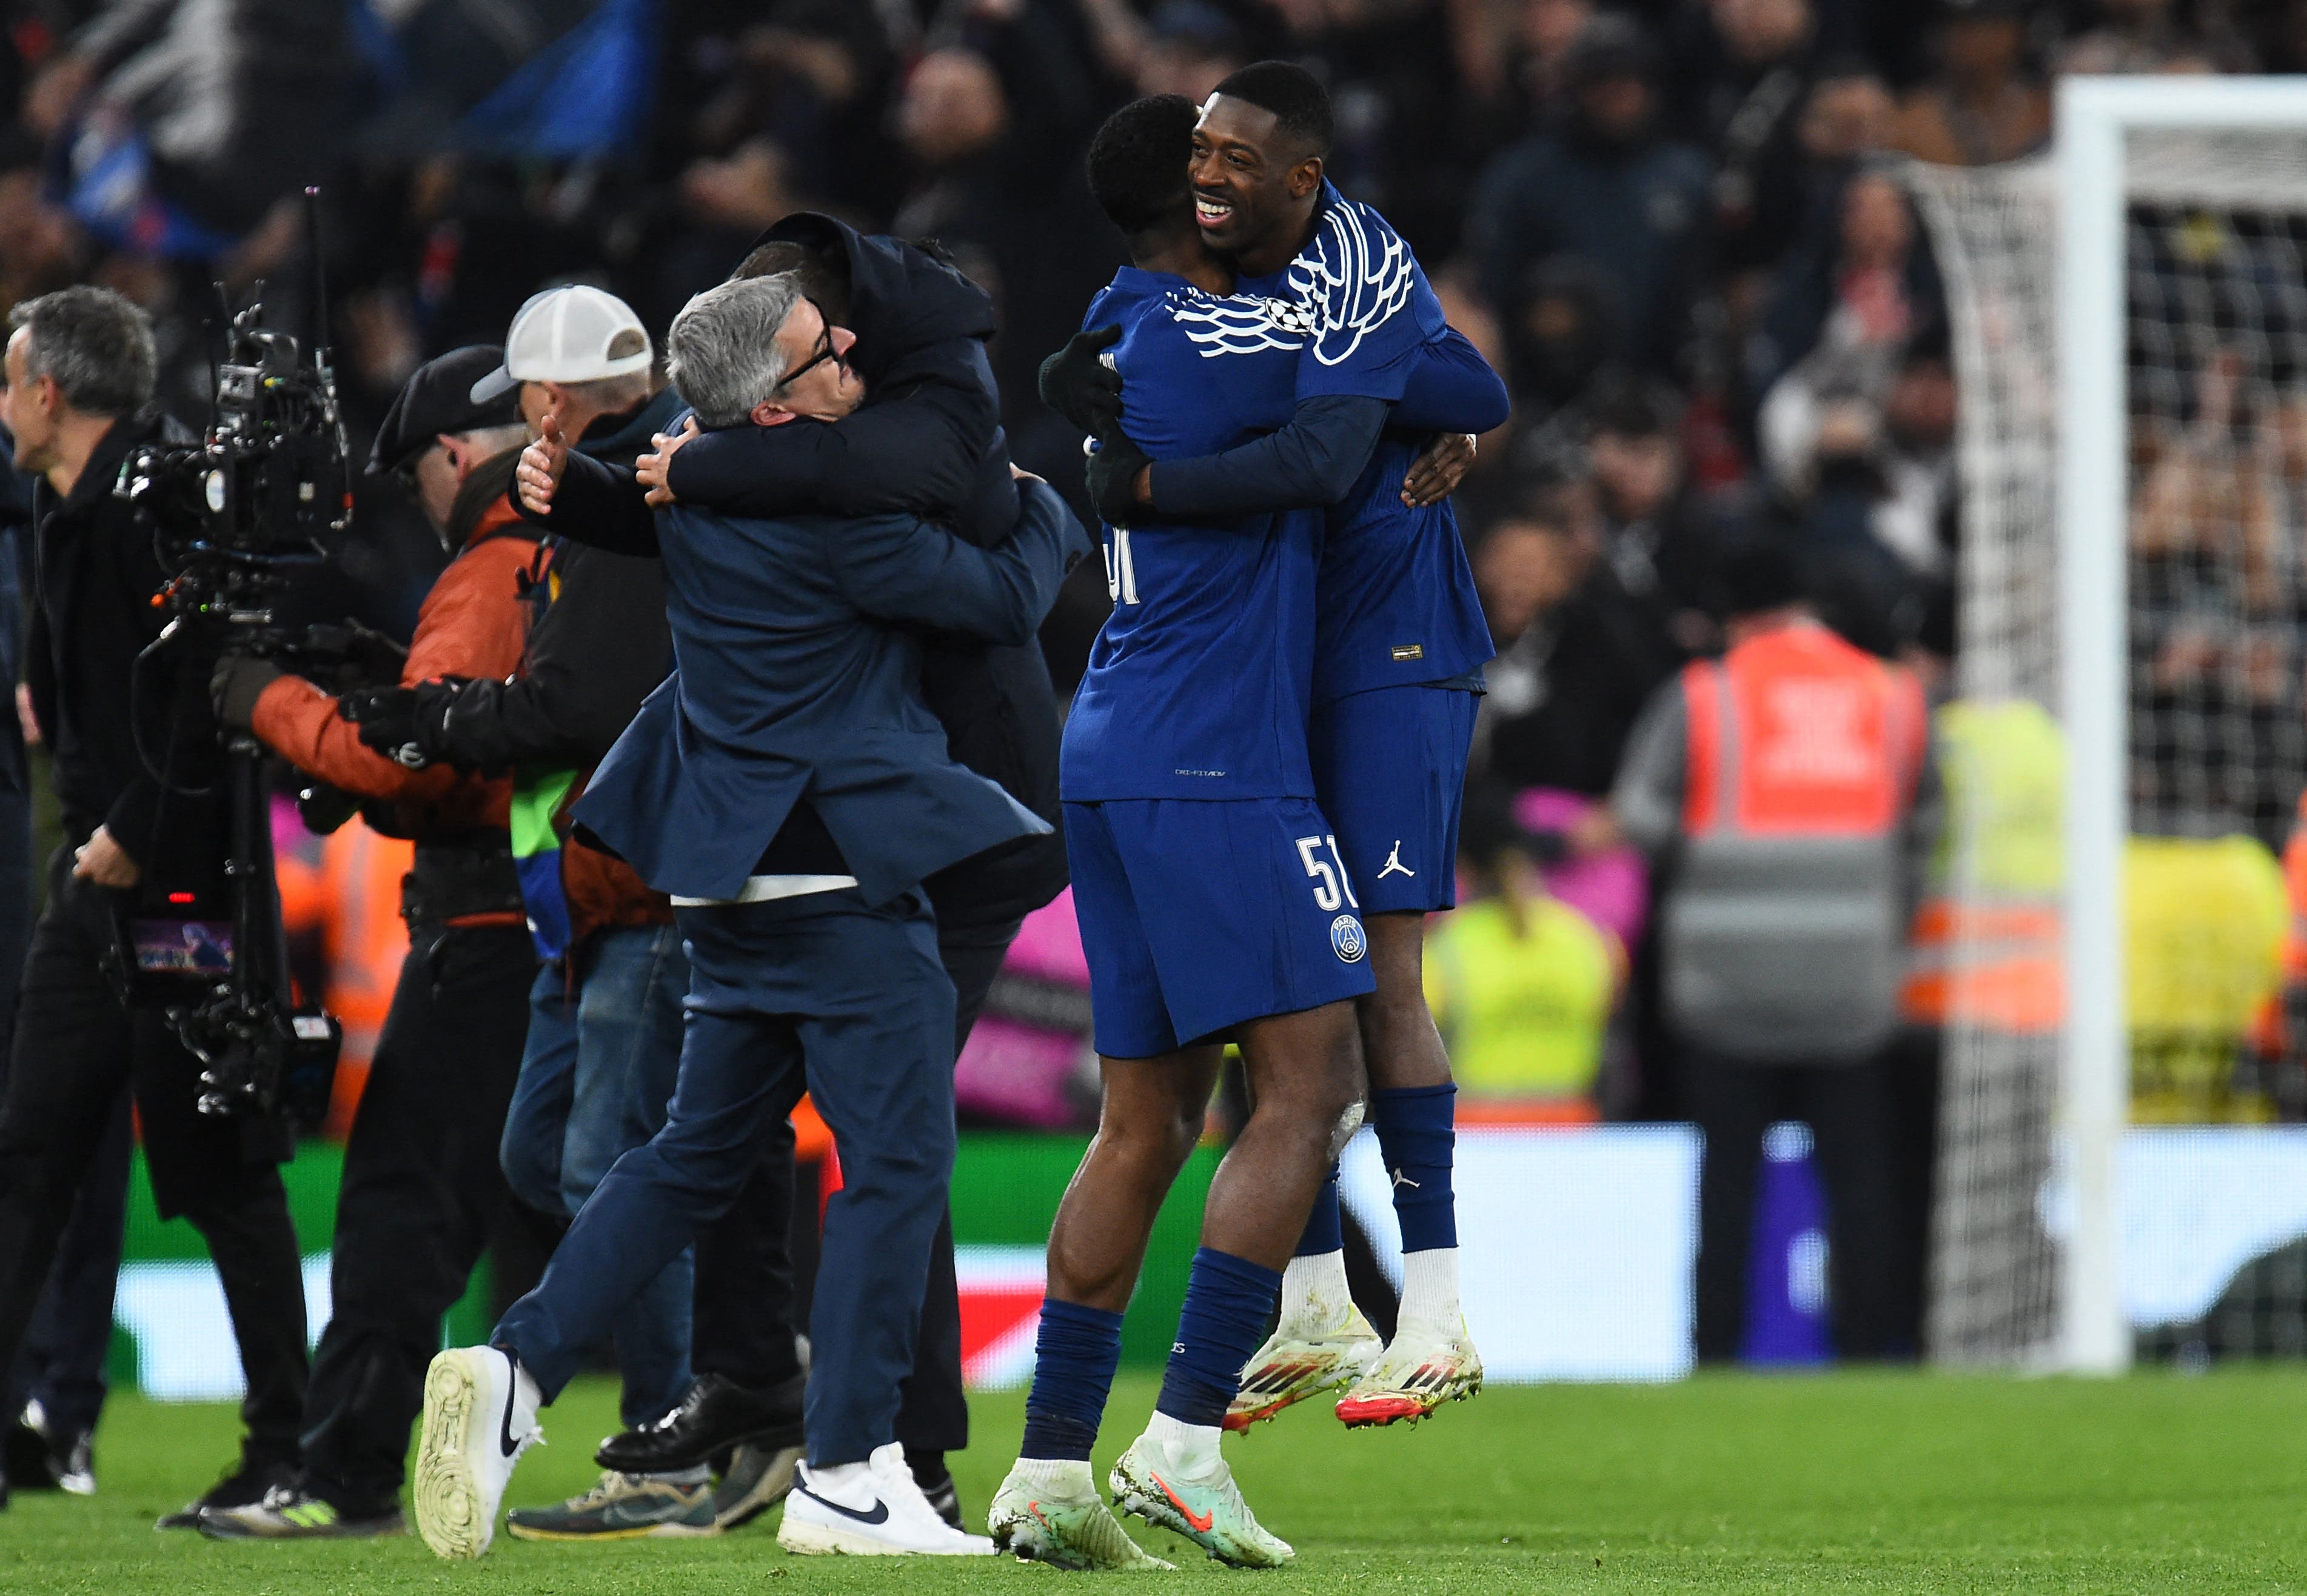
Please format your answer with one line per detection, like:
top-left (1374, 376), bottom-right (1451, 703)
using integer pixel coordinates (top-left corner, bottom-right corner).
top-left (1210, 61), bottom-right (1334, 158)
top-left (1086, 94), bottom-right (1199, 237)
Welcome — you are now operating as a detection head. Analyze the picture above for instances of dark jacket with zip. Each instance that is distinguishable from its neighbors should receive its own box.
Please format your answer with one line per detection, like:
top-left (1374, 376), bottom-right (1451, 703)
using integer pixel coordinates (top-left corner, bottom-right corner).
top-left (422, 389), bottom-right (682, 944)
top-left (25, 407), bottom-right (227, 884)
top-left (521, 214), bottom-right (1070, 929)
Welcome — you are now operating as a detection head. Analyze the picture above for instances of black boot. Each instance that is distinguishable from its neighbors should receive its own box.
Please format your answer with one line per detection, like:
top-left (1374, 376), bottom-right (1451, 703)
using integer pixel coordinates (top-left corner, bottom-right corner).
top-left (594, 1372), bottom-right (806, 1475)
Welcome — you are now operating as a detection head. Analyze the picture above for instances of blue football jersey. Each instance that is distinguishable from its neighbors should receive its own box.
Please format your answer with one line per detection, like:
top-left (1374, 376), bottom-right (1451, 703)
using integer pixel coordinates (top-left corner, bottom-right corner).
top-left (1234, 184), bottom-right (1497, 703)
top-left (1059, 268), bottom-right (1322, 802)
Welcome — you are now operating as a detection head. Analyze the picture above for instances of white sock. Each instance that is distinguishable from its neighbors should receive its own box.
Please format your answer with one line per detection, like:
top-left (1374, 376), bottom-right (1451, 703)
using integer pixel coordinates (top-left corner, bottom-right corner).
top-left (1009, 1455), bottom-right (1094, 1496)
top-left (1144, 1410), bottom-right (1220, 1474)
top-left (1397, 1247), bottom-right (1461, 1333)
top-left (510, 1358), bottom-right (543, 1437)
top-left (802, 1457), bottom-right (876, 1510)
top-left (1279, 1249), bottom-right (1353, 1333)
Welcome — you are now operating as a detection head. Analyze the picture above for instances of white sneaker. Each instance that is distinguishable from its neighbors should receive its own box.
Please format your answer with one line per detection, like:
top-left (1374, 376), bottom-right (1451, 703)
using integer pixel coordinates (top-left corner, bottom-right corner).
top-left (987, 1457), bottom-right (1172, 1569)
top-left (777, 1441), bottom-right (996, 1556)
top-left (412, 1346), bottom-right (541, 1560)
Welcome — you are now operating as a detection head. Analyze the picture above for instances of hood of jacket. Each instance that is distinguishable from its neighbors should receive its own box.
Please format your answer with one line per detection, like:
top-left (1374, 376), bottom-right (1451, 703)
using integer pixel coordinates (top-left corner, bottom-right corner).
top-left (748, 212), bottom-right (996, 389)
top-left (577, 386), bottom-right (687, 470)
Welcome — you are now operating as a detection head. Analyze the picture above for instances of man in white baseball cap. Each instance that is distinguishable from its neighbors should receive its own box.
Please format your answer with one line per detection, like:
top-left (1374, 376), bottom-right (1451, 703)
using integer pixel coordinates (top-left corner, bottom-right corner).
top-left (470, 284), bottom-right (661, 451)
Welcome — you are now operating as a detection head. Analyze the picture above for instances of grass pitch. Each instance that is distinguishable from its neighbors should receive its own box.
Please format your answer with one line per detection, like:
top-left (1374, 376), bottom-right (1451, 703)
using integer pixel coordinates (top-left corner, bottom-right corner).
top-left (3, 1367), bottom-right (2304, 1593)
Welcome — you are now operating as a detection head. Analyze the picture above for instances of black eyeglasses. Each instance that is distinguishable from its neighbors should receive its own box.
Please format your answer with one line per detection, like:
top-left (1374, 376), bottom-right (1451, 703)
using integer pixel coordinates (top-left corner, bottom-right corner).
top-left (774, 300), bottom-right (846, 393)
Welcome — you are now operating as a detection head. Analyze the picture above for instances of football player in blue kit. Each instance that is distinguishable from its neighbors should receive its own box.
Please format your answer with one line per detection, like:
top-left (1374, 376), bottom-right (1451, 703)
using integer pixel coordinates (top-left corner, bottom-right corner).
top-left (983, 95), bottom-right (1362, 1573)
top-left (991, 92), bottom-right (1505, 1573)
top-left (1048, 62), bottom-right (1505, 1438)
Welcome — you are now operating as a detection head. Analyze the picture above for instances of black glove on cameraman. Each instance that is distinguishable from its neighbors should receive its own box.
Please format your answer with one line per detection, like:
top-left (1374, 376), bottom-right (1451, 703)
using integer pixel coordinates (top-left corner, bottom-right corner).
top-left (211, 655), bottom-right (286, 732)
top-left (341, 678), bottom-right (475, 770)
top-left (1039, 324), bottom-right (1123, 438)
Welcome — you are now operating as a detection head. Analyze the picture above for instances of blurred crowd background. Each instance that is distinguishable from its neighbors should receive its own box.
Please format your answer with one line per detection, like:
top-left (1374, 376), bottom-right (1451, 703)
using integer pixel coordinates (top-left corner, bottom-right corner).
top-left (2, 0), bottom-right (2304, 1152)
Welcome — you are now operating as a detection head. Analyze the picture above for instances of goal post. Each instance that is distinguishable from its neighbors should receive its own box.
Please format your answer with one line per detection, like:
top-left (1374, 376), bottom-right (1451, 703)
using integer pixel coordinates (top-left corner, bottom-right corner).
top-left (2060, 77), bottom-right (2307, 1377)
top-left (1909, 77), bottom-right (2307, 1374)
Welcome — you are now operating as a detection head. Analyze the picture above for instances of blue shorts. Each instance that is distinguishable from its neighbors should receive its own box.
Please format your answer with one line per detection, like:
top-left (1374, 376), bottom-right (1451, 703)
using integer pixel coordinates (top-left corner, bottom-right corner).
top-left (1311, 683), bottom-right (1479, 916)
top-left (1063, 796), bottom-right (1378, 1058)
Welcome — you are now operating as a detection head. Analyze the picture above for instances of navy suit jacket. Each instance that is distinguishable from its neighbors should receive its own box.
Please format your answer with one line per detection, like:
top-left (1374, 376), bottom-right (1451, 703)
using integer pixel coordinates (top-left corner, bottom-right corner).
top-left (574, 478), bottom-right (1087, 906)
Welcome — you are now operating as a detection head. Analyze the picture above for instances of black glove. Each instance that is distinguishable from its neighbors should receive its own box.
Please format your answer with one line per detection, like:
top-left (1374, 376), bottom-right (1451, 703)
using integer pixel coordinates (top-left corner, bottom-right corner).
top-left (337, 621), bottom-right (410, 692)
top-left (1085, 431), bottom-right (1154, 528)
top-left (295, 780), bottom-right (361, 836)
top-left (339, 685), bottom-right (428, 768)
top-left (1039, 324), bottom-right (1123, 437)
top-left (211, 655), bottom-right (286, 731)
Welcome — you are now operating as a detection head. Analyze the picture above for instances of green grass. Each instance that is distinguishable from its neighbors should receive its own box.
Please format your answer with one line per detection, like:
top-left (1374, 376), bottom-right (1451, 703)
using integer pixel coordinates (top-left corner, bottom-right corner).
top-left (5, 1369), bottom-right (2306, 1592)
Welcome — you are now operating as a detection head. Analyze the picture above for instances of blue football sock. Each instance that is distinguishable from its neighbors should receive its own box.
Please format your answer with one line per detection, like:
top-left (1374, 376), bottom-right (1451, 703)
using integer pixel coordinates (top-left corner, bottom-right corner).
top-left (1155, 1247), bottom-right (1282, 1428)
top-left (1372, 1084), bottom-right (1458, 1252)
top-left (1019, 1298), bottom-right (1124, 1460)
top-left (1294, 1165), bottom-right (1344, 1256)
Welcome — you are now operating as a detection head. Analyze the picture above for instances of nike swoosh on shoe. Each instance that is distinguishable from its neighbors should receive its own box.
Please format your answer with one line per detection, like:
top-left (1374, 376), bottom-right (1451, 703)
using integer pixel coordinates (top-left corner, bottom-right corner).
top-left (1150, 1473), bottom-right (1213, 1534)
top-left (498, 1357), bottom-right (523, 1459)
top-left (794, 1486), bottom-right (889, 1526)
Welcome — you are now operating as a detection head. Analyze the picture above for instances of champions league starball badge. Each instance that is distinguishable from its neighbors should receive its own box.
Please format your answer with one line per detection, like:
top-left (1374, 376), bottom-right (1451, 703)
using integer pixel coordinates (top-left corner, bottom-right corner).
top-left (1331, 913), bottom-right (1367, 963)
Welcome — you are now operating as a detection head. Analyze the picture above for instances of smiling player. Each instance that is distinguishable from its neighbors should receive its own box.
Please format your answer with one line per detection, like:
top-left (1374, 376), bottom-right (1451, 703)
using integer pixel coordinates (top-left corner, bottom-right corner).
top-left (1049, 63), bottom-right (1503, 1434)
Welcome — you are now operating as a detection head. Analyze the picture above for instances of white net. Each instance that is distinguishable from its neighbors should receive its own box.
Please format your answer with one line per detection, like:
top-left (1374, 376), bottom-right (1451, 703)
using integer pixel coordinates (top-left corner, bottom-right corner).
top-left (1904, 158), bottom-right (2063, 1366)
top-left (1908, 117), bottom-right (2307, 1367)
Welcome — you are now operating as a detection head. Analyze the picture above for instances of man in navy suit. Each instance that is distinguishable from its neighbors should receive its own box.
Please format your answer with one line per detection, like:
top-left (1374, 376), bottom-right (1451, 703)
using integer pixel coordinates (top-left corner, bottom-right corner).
top-left (409, 271), bottom-right (1088, 1562)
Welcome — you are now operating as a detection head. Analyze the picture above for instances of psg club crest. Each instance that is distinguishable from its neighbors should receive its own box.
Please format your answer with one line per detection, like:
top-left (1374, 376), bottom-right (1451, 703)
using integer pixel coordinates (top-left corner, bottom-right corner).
top-left (1331, 913), bottom-right (1367, 963)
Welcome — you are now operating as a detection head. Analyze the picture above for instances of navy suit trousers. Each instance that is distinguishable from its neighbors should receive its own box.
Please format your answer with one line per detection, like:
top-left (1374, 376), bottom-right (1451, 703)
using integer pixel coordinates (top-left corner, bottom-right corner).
top-left (494, 886), bottom-right (958, 1466)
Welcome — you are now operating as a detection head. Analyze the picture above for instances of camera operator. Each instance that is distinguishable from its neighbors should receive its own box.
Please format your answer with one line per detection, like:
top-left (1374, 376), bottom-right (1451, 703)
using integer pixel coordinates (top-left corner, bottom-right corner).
top-left (0, 287), bottom-right (309, 1523)
top-left (201, 347), bottom-right (541, 1537)
top-left (212, 290), bottom-right (702, 1542)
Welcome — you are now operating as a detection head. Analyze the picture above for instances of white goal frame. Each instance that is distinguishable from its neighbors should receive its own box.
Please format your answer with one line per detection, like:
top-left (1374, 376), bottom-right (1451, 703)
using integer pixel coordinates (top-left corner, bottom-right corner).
top-left (2056, 76), bottom-right (2307, 1375)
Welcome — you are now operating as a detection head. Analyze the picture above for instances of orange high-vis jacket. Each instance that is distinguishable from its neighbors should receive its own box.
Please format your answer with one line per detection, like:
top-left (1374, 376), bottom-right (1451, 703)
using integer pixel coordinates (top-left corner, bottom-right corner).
top-left (1681, 623), bottom-right (1927, 840)
top-left (275, 816), bottom-right (417, 1137)
top-left (1650, 618), bottom-right (1932, 1062)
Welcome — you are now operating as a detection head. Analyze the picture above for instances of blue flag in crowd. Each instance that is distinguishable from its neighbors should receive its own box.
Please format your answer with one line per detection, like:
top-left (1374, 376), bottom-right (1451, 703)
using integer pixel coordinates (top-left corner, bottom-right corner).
top-left (460, 0), bottom-right (658, 162)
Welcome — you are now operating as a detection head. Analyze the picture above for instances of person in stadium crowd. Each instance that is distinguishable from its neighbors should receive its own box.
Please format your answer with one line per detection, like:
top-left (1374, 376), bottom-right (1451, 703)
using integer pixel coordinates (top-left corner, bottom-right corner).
top-left (409, 270), bottom-right (1087, 1562)
top-left (1600, 541), bottom-right (1941, 1361)
top-left (509, 212), bottom-right (1072, 1538)
top-left (0, 286), bottom-right (309, 1523)
top-left (1003, 71), bottom-right (1503, 1569)
top-left (203, 347), bottom-right (541, 1537)
top-left (1468, 13), bottom-right (1713, 380)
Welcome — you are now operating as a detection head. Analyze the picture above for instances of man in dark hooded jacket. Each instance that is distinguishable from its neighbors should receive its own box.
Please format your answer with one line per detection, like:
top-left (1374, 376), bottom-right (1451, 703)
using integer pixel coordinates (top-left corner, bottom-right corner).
top-left (511, 213), bottom-right (1067, 1532)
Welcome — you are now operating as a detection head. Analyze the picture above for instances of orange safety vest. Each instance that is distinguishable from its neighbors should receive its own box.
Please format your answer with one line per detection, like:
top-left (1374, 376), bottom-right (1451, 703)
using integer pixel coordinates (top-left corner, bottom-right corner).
top-left (1900, 899), bottom-right (2063, 1033)
top-left (2262, 790), bottom-right (2307, 1058)
top-left (2284, 789), bottom-right (2307, 986)
top-left (276, 818), bottom-right (417, 1139)
top-left (1667, 618), bottom-right (1926, 1061)
top-left (1682, 621), bottom-right (1926, 839)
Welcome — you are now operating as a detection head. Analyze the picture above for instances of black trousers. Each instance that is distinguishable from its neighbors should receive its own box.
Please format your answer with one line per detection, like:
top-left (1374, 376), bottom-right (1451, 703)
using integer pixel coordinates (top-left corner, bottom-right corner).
top-left (7, 1086), bottom-right (132, 1438)
top-left (0, 848), bottom-right (307, 1463)
top-left (1686, 1048), bottom-right (1912, 1363)
top-left (301, 921), bottom-right (537, 1514)
top-left (689, 911), bottom-right (1022, 1457)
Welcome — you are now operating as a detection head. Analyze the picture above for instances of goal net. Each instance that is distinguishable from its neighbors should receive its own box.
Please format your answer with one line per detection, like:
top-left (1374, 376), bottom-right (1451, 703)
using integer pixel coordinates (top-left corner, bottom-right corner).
top-left (1904, 82), bottom-right (2307, 1369)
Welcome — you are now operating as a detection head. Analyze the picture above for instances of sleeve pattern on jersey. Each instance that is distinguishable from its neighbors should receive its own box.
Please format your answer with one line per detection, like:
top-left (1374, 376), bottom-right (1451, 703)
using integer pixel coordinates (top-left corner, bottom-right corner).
top-left (1161, 199), bottom-right (1416, 367)
top-left (1287, 200), bottom-right (1416, 369)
